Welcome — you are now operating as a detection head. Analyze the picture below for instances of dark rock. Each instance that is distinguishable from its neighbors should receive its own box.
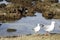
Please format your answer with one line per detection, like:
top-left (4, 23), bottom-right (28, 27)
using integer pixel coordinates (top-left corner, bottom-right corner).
top-left (7, 28), bottom-right (17, 32)
top-left (17, 7), bottom-right (25, 14)
top-left (0, 23), bottom-right (2, 26)
top-left (42, 11), bottom-right (55, 19)
top-left (5, 0), bottom-right (11, 2)
top-left (44, 0), bottom-right (58, 3)
top-left (0, 0), bottom-right (3, 2)
top-left (51, 0), bottom-right (58, 3)
top-left (0, 3), bottom-right (6, 8)
top-left (6, 36), bottom-right (18, 38)
top-left (26, 34), bottom-right (32, 36)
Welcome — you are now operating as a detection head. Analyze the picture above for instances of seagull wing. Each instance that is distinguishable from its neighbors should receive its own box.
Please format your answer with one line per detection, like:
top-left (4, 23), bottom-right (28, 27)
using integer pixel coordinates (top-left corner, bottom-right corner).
top-left (43, 25), bottom-right (51, 31)
top-left (33, 26), bottom-right (40, 32)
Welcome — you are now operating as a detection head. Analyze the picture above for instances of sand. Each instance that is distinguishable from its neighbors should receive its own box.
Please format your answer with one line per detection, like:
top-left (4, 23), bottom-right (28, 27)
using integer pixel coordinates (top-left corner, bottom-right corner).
top-left (0, 34), bottom-right (60, 40)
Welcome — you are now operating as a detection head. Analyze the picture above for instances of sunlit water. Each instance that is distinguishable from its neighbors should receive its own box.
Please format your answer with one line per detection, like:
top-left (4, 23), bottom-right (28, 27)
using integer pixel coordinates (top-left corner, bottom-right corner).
top-left (0, 0), bottom-right (60, 37)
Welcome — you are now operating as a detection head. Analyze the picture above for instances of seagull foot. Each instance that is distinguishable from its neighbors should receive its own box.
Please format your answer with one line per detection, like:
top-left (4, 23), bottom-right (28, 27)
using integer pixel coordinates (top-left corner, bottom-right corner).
top-left (44, 33), bottom-right (50, 36)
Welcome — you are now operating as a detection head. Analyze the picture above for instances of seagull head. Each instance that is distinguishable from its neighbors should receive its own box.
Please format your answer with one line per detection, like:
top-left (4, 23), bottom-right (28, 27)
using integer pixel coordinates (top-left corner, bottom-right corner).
top-left (37, 23), bottom-right (44, 27)
top-left (40, 24), bottom-right (44, 27)
top-left (37, 24), bottom-right (40, 26)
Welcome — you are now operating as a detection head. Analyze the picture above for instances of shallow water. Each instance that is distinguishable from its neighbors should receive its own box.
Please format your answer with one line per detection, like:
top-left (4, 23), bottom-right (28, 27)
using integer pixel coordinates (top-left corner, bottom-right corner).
top-left (0, 12), bottom-right (60, 37)
top-left (0, 0), bottom-right (60, 37)
top-left (0, 0), bottom-right (11, 5)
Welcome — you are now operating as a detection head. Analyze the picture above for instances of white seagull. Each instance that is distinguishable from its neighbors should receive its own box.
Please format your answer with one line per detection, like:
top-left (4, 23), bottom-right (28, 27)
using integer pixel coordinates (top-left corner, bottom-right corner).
top-left (42, 21), bottom-right (55, 35)
top-left (33, 24), bottom-right (41, 34)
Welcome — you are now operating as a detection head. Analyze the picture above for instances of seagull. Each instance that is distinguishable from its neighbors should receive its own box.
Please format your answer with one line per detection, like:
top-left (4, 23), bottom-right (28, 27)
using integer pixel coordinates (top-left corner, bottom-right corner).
top-left (33, 24), bottom-right (41, 34)
top-left (42, 21), bottom-right (55, 35)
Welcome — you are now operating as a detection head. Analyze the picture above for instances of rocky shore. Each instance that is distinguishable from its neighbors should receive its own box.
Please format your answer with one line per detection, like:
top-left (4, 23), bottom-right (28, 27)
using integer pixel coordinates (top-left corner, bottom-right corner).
top-left (0, 0), bottom-right (60, 22)
top-left (0, 2), bottom-right (36, 22)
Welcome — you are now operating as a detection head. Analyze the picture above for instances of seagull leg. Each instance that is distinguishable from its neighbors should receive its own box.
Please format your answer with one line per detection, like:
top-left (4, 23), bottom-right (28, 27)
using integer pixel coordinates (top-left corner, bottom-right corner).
top-left (45, 31), bottom-right (50, 36)
top-left (34, 31), bottom-right (40, 36)
top-left (34, 31), bottom-right (38, 34)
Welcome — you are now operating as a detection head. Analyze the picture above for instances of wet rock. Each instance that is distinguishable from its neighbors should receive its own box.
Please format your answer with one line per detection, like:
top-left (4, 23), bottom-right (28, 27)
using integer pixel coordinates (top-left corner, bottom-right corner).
top-left (0, 3), bottom-right (6, 8)
top-left (5, 36), bottom-right (18, 38)
top-left (6, 0), bottom-right (11, 2)
top-left (36, 1), bottom-right (51, 13)
top-left (35, 1), bottom-right (60, 19)
top-left (0, 4), bottom-right (23, 22)
top-left (44, 0), bottom-right (58, 3)
top-left (22, 7), bottom-right (36, 16)
top-left (0, 0), bottom-right (3, 2)
top-left (26, 34), bottom-right (32, 36)
top-left (42, 11), bottom-right (54, 19)
top-left (0, 0), bottom-right (60, 21)
top-left (7, 28), bottom-right (17, 32)
top-left (0, 23), bottom-right (2, 26)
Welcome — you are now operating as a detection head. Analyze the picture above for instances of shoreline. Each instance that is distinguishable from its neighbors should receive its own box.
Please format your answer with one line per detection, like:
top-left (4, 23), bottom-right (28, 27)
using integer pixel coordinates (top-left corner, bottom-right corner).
top-left (0, 33), bottom-right (60, 40)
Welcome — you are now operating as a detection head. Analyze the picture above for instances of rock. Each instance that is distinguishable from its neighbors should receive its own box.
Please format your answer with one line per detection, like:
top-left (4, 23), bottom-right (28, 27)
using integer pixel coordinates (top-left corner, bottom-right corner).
top-left (44, 0), bottom-right (58, 3)
top-left (36, 2), bottom-right (60, 19)
top-left (6, 0), bottom-right (11, 2)
top-left (42, 11), bottom-right (54, 19)
top-left (26, 34), bottom-right (32, 36)
top-left (0, 23), bottom-right (2, 26)
top-left (22, 7), bottom-right (35, 16)
top-left (0, 3), bottom-right (6, 8)
top-left (0, 0), bottom-right (60, 21)
top-left (7, 28), bottom-right (17, 32)
top-left (6, 36), bottom-right (18, 38)
top-left (0, 0), bottom-right (3, 2)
